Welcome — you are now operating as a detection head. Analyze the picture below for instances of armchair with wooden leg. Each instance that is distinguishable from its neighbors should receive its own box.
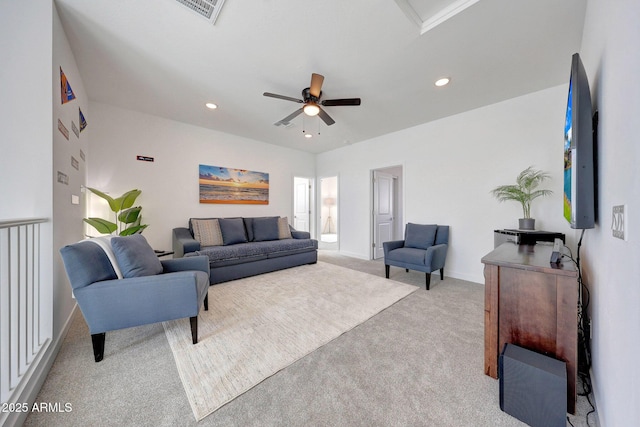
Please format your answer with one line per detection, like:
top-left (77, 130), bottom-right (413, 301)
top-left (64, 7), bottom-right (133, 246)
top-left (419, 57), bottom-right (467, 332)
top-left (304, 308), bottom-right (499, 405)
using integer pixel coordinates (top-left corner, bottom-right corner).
top-left (383, 224), bottom-right (449, 290)
top-left (60, 234), bottom-right (210, 362)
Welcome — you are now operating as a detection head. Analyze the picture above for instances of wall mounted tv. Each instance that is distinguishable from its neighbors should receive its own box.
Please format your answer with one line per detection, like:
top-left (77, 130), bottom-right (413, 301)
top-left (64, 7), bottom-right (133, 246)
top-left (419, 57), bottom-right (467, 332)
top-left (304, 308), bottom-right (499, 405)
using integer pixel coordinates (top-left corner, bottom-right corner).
top-left (564, 53), bottom-right (596, 229)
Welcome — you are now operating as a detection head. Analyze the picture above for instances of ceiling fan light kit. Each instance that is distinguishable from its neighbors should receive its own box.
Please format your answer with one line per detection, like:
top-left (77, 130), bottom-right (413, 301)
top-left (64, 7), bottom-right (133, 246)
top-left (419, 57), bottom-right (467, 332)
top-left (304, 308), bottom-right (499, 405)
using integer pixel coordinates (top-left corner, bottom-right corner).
top-left (303, 103), bottom-right (320, 116)
top-left (264, 73), bottom-right (361, 130)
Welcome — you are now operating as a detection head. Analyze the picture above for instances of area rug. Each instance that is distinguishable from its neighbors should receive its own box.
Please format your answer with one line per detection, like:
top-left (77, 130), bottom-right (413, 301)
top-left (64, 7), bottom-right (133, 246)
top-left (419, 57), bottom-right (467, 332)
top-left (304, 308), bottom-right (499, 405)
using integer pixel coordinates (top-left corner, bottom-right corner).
top-left (162, 261), bottom-right (417, 421)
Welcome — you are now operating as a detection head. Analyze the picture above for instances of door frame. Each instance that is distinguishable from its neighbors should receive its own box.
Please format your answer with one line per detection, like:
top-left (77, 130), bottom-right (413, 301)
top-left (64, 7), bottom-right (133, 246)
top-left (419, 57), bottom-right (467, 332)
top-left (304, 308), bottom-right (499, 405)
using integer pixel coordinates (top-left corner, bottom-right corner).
top-left (292, 176), bottom-right (314, 237)
top-left (371, 165), bottom-right (404, 259)
top-left (318, 175), bottom-right (339, 250)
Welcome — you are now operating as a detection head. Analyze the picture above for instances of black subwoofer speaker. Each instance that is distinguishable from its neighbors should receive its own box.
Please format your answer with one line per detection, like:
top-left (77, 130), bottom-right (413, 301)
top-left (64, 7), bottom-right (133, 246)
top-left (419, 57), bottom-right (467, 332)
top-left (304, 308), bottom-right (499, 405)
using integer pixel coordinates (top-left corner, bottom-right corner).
top-left (499, 343), bottom-right (567, 427)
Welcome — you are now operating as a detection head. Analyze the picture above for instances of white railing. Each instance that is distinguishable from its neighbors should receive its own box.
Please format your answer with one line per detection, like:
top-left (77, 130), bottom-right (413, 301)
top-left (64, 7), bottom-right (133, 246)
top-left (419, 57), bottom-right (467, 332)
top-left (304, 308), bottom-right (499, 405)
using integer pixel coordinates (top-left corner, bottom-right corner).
top-left (0, 218), bottom-right (49, 405)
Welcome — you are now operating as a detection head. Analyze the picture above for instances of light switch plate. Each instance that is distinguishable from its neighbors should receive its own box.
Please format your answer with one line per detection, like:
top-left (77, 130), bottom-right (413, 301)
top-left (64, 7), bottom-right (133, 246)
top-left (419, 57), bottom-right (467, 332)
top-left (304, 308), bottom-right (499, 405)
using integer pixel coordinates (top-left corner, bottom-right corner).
top-left (612, 205), bottom-right (627, 240)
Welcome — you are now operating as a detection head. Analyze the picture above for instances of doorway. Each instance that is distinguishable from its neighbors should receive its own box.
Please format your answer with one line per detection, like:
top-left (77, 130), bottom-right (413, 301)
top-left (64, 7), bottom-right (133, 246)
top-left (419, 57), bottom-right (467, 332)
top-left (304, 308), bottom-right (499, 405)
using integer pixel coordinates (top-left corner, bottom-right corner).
top-left (372, 166), bottom-right (403, 259)
top-left (319, 176), bottom-right (338, 250)
top-left (293, 177), bottom-right (312, 234)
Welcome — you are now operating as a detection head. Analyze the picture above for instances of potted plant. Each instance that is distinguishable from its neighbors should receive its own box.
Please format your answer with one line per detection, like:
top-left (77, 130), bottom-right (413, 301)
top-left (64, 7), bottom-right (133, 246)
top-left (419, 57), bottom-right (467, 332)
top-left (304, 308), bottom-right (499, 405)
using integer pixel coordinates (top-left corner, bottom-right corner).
top-left (490, 166), bottom-right (553, 230)
top-left (84, 188), bottom-right (148, 236)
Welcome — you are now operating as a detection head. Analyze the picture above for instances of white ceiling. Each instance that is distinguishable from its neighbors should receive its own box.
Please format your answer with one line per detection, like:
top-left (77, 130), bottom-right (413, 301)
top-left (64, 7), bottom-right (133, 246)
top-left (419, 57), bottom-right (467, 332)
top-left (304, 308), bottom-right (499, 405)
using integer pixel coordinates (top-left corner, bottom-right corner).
top-left (54, 0), bottom-right (587, 154)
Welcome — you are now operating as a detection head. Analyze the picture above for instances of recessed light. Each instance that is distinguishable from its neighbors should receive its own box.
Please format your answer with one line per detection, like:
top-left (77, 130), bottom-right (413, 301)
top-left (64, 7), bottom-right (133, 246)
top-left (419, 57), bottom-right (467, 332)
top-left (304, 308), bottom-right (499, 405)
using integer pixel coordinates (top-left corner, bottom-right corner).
top-left (205, 102), bottom-right (218, 110)
top-left (304, 133), bottom-right (313, 139)
top-left (435, 77), bottom-right (450, 87)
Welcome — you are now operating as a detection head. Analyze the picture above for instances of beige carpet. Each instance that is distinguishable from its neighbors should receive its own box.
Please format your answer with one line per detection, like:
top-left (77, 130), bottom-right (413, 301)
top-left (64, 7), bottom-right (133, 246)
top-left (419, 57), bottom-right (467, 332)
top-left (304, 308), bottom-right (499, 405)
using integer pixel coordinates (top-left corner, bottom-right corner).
top-left (162, 261), bottom-right (417, 421)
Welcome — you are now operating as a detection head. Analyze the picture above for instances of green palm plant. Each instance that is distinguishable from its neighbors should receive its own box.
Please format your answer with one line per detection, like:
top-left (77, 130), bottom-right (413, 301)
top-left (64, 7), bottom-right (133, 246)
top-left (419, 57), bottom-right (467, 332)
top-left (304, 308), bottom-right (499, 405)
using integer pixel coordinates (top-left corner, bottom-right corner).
top-left (490, 166), bottom-right (553, 219)
top-left (84, 188), bottom-right (148, 236)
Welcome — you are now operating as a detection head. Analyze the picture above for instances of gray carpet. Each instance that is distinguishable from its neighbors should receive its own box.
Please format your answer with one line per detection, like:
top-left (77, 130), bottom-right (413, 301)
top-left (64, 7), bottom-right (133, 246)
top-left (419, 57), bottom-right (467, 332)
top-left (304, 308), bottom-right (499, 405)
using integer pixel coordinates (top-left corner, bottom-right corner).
top-left (24, 251), bottom-right (598, 426)
top-left (163, 262), bottom-right (416, 420)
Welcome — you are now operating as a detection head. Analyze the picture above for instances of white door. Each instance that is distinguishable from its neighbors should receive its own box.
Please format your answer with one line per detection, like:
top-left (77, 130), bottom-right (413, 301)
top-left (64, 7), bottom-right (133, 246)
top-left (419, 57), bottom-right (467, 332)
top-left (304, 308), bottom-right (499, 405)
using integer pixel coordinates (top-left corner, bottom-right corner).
top-left (373, 171), bottom-right (394, 259)
top-left (293, 177), bottom-right (310, 232)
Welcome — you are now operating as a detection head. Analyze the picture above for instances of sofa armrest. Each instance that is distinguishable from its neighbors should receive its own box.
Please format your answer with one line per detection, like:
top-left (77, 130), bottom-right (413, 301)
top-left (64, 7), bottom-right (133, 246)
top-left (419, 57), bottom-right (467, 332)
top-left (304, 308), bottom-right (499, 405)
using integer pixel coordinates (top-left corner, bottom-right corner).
top-left (161, 255), bottom-right (209, 275)
top-left (425, 243), bottom-right (448, 270)
top-left (291, 230), bottom-right (311, 239)
top-left (383, 240), bottom-right (405, 258)
top-left (172, 227), bottom-right (200, 258)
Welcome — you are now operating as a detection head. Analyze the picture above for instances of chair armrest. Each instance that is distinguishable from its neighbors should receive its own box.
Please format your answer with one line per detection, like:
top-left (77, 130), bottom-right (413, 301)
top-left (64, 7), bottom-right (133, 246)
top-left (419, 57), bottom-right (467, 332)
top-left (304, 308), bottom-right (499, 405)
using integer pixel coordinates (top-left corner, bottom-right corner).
top-left (425, 243), bottom-right (448, 270)
top-left (383, 240), bottom-right (405, 257)
top-left (74, 271), bottom-right (207, 334)
top-left (291, 230), bottom-right (311, 239)
top-left (172, 227), bottom-right (200, 258)
top-left (161, 255), bottom-right (209, 275)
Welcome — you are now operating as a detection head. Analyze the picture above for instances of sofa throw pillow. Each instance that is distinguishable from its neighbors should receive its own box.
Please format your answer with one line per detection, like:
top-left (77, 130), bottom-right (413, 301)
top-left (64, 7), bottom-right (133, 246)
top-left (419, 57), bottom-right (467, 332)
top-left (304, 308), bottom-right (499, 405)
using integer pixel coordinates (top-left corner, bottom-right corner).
top-left (253, 217), bottom-right (280, 242)
top-left (404, 223), bottom-right (438, 250)
top-left (111, 234), bottom-right (163, 278)
top-left (219, 218), bottom-right (248, 245)
top-left (243, 218), bottom-right (255, 241)
top-left (243, 217), bottom-right (276, 241)
top-left (191, 218), bottom-right (223, 247)
top-left (278, 217), bottom-right (292, 239)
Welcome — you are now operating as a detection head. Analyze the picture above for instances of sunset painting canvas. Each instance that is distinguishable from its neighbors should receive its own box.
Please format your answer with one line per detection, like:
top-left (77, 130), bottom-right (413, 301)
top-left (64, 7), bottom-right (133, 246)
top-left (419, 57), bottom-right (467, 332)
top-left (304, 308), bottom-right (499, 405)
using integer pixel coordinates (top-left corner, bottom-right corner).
top-left (199, 164), bottom-right (269, 204)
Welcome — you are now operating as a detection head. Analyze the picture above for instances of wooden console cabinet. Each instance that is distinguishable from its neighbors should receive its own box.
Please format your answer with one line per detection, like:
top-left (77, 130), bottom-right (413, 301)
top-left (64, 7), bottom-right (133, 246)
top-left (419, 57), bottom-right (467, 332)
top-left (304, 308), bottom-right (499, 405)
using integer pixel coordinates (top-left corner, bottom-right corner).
top-left (481, 242), bottom-right (579, 414)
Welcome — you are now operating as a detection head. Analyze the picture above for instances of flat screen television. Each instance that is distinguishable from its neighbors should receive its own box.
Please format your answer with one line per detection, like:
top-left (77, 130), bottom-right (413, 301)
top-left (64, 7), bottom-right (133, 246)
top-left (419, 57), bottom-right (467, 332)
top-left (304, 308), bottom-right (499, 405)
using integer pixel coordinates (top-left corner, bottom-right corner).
top-left (563, 53), bottom-right (596, 229)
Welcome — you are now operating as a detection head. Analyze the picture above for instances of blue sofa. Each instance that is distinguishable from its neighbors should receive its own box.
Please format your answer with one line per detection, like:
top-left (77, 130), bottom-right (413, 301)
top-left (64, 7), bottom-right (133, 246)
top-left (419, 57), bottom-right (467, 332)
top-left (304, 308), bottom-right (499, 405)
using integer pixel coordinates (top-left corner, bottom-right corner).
top-left (172, 216), bottom-right (318, 285)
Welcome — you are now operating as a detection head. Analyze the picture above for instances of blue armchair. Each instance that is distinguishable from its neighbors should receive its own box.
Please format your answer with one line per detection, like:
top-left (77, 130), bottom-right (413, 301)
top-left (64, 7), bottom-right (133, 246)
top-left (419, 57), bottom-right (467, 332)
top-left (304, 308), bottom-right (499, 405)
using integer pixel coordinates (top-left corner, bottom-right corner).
top-left (59, 234), bottom-right (210, 362)
top-left (383, 224), bottom-right (449, 290)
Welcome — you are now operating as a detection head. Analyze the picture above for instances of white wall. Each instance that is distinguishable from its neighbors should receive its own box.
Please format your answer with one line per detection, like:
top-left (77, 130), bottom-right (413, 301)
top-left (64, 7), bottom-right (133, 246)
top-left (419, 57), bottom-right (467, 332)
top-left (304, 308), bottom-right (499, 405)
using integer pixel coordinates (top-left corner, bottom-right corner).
top-left (87, 102), bottom-right (316, 251)
top-left (52, 2), bottom-right (89, 339)
top-left (578, 0), bottom-right (640, 425)
top-left (317, 84), bottom-right (574, 282)
top-left (0, 1), bottom-right (69, 425)
top-left (0, 0), bottom-right (52, 220)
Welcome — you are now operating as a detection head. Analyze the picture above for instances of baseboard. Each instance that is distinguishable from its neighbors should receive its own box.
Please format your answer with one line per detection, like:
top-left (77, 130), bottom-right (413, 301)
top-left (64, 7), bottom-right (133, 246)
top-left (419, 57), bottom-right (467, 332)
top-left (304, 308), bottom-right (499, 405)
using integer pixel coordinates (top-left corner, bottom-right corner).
top-left (589, 367), bottom-right (603, 426)
top-left (445, 270), bottom-right (484, 284)
top-left (1, 304), bottom-right (78, 427)
top-left (335, 250), bottom-right (369, 260)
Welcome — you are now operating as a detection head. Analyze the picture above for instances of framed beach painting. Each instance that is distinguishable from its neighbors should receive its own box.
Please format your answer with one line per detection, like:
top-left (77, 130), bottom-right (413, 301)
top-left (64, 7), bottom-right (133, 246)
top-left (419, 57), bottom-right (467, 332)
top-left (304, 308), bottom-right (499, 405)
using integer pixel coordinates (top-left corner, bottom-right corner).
top-left (199, 164), bottom-right (269, 204)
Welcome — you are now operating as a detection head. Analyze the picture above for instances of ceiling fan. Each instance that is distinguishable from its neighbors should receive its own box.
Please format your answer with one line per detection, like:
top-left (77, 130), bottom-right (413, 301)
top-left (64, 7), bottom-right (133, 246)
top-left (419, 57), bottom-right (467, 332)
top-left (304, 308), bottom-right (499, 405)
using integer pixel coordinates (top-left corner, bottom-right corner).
top-left (263, 73), bottom-right (361, 127)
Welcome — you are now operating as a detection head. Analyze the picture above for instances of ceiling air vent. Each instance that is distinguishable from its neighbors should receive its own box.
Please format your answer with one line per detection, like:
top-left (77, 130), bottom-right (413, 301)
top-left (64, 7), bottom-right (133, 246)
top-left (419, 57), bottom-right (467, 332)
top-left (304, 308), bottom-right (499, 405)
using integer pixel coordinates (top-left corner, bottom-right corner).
top-left (174, 0), bottom-right (226, 24)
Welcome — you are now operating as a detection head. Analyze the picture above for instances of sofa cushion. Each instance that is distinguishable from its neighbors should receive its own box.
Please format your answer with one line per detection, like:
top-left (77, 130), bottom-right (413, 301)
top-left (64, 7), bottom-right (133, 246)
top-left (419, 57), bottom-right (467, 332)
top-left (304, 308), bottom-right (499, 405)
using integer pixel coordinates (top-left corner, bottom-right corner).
top-left (219, 218), bottom-right (248, 245)
top-left (111, 234), bottom-right (163, 278)
top-left (386, 247), bottom-right (427, 266)
top-left (278, 217), bottom-right (293, 239)
top-left (253, 217), bottom-right (280, 241)
top-left (191, 218), bottom-right (223, 246)
top-left (404, 223), bottom-right (438, 250)
top-left (197, 239), bottom-right (316, 263)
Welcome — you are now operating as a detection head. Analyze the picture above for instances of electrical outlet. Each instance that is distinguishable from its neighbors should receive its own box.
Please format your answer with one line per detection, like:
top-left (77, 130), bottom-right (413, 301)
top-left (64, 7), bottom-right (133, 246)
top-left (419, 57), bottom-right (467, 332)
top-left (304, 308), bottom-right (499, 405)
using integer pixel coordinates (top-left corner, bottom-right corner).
top-left (612, 205), bottom-right (627, 240)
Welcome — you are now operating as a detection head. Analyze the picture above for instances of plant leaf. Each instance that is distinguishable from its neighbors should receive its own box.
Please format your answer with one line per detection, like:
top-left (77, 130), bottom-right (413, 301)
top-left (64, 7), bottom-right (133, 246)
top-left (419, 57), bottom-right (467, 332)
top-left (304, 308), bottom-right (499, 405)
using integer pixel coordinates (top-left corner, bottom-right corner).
top-left (118, 206), bottom-right (141, 224)
top-left (87, 187), bottom-right (119, 212)
top-left (83, 217), bottom-right (117, 234)
top-left (120, 189), bottom-right (141, 210)
top-left (120, 224), bottom-right (148, 236)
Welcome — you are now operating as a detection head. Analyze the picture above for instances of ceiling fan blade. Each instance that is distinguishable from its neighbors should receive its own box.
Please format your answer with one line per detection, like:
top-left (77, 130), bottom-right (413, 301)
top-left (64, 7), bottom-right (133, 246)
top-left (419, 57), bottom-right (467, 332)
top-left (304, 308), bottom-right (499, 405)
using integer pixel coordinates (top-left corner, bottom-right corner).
top-left (275, 108), bottom-right (304, 125)
top-left (263, 92), bottom-right (303, 103)
top-left (317, 107), bottom-right (335, 126)
top-left (321, 98), bottom-right (361, 106)
top-left (309, 73), bottom-right (324, 98)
